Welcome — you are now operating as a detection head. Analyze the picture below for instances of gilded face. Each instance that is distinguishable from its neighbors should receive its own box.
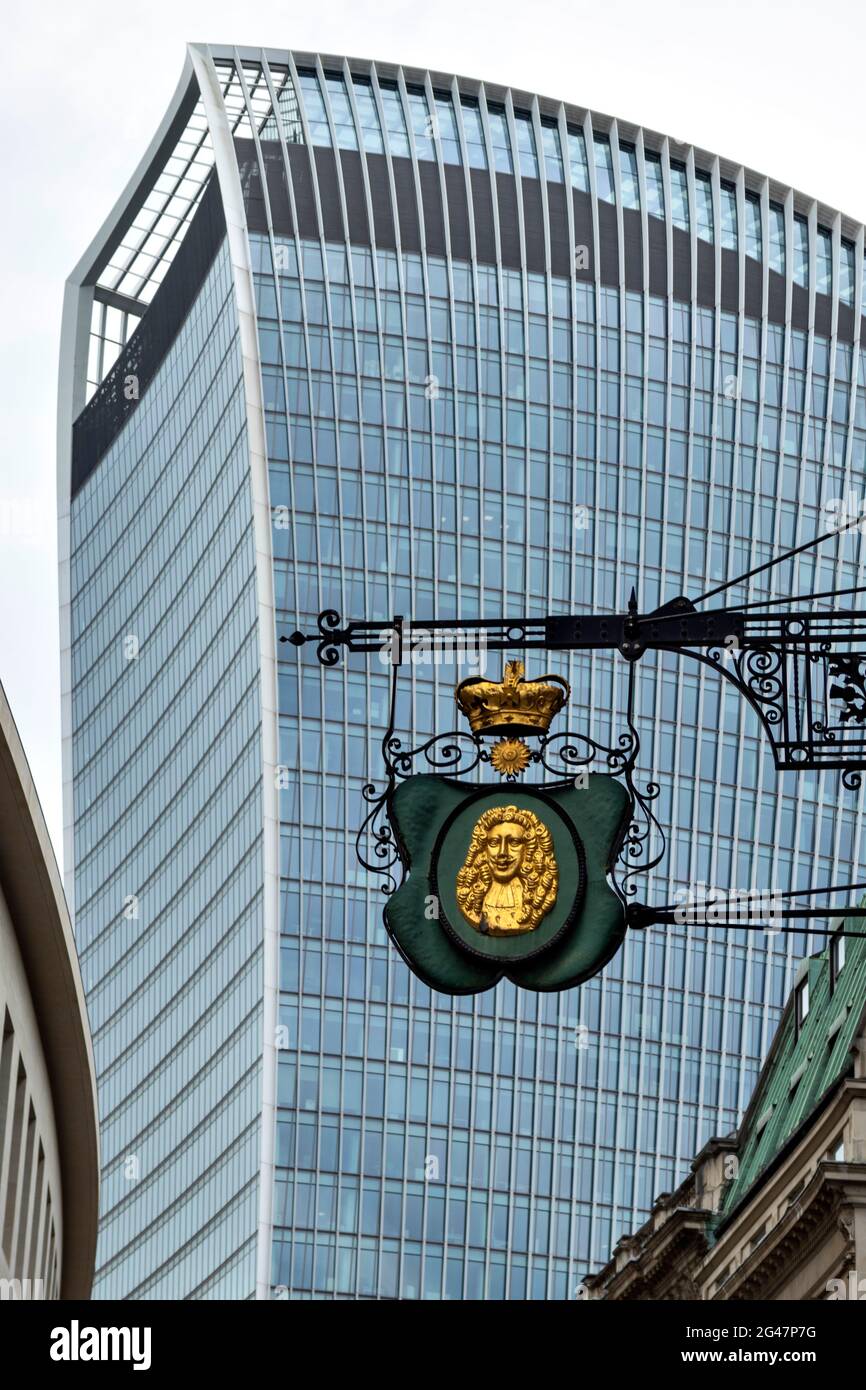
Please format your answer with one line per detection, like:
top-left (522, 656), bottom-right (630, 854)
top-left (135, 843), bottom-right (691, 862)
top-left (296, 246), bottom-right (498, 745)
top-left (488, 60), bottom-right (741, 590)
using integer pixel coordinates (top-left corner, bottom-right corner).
top-left (484, 821), bottom-right (527, 882)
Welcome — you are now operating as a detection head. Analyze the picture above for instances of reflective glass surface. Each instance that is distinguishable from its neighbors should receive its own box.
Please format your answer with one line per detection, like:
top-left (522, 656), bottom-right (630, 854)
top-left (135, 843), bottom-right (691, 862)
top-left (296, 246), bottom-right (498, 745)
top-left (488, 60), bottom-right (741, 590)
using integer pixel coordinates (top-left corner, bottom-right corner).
top-left (256, 188), bottom-right (866, 1296)
top-left (69, 245), bottom-right (264, 1299)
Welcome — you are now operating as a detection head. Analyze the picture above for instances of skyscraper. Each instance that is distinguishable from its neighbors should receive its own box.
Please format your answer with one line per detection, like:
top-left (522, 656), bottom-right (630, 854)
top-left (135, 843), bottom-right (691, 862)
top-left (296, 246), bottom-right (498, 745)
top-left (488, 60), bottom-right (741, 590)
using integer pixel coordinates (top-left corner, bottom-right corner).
top-left (57, 42), bottom-right (866, 1299)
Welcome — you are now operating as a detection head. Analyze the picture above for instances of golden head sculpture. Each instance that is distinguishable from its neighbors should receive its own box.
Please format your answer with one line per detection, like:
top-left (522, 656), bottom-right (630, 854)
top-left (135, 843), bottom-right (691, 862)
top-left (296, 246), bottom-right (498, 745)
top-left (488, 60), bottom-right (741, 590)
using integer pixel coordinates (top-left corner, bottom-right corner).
top-left (455, 660), bottom-right (569, 737)
top-left (456, 804), bottom-right (558, 936)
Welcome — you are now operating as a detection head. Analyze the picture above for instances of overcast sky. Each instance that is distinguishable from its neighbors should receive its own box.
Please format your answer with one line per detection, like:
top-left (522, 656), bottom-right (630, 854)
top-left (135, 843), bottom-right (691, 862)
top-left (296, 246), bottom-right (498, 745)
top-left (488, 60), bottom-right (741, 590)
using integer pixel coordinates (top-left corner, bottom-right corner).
top-left (2, 0), bottom-right (864, 871)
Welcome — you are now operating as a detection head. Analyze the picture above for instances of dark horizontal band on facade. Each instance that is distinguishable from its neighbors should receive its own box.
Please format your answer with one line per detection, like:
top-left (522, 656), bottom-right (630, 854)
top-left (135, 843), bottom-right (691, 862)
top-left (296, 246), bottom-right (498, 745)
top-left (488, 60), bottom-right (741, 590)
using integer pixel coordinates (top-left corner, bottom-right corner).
top-left (71, 133), bottom-right (860, 499)
top-left (239, 139), bottom-right (854, 345)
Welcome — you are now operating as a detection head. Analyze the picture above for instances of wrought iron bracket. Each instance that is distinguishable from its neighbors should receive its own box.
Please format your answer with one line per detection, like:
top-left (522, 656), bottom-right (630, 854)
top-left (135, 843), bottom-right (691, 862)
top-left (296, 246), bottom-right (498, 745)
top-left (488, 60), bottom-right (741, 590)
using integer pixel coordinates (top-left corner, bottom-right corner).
top-left (281, 593), bottom-right (866, 778)
top-left (354, 659), bottom-right (663, 908)
top-left (282, 593), bottom-right (745, 664)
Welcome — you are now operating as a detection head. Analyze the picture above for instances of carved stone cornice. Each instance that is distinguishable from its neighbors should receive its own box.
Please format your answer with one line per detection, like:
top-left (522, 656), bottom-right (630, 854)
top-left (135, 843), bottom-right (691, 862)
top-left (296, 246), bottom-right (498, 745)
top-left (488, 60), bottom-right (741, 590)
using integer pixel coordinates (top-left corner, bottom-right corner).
top-left (590, 1165), bottom-right (866, 1301)
top-left (588, 1207), bottom-right (712, 1300)
top-left (720, 1169), bottom-right (866, 1301)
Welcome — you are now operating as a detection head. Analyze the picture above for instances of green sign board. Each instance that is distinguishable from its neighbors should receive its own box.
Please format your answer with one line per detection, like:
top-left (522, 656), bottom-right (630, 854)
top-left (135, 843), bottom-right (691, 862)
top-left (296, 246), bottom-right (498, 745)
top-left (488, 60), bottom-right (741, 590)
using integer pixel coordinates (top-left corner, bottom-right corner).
top-left (384, 773), bottom-right (631, 994)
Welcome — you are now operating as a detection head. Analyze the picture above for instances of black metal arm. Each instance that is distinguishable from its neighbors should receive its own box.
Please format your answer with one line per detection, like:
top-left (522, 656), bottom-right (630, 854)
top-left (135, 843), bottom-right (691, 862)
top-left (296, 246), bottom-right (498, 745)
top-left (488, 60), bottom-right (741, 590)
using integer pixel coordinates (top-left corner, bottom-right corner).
top-left (281, 592), bottom-right (866, 778)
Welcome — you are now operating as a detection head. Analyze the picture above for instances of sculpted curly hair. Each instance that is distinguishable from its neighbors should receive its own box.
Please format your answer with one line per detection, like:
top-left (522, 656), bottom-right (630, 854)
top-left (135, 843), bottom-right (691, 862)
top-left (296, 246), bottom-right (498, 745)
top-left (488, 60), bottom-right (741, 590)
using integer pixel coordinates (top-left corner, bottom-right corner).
top-left (456, 805), bottom-right (558, 933)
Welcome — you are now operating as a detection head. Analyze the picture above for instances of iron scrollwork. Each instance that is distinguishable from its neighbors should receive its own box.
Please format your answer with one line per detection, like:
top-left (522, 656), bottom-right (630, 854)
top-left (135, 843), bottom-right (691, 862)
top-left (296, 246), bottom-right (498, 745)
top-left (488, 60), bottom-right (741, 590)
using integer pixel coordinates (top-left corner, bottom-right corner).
top-left (353, 651), bottom-right (664, 908)
top-left (284, 594), bottom-right (866, 926)
top-left (284, 601), bottom-right (866, 782)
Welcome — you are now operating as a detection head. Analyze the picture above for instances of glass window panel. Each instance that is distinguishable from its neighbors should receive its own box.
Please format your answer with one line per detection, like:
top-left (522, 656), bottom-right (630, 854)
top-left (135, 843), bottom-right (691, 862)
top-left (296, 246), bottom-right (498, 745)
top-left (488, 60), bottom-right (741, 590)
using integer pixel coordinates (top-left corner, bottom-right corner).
top-left (407, 88), bottom-right (435, 160)
top-left (840, 239), bottom-right (855, 306)
top-left (670, 164), bottom-right (689, 230)
top-left (644, 152), bottom-right (664, 218)
top-left (793, 217), bottom-right (809, 289)
top-left (487, 105), bottom-right (513, 173)
top-left (514, 112), bottom-right (539, 178)
top-left (460, 98), bottom-right (487, 168)
top-left (352, 76), bottom-right (384, 153)
top-left (695, 173), bottom-right (713, 242)
top-left (540, 120), bottom-right (564, 182)
top-left (434, 94), bottom-right (461, 163)
top-left (817, 228), bottom-right (833, 296)
top-left (593, 133), bottom-right (614, 202)
top-left (619, 145), bottom-right (639, 209)
top-left (378, 81), bottom-right (411, 157)
top-left (324, 74), bottom-right (358, 149)
top-left (745, 195), bottom-right (762, 260)
top-left (720, 185), bottom-right (737, 250)
top-left (298, 71), bottom-right (331, 146)
top-left (768, 204), bottom-right (785, 275)
top-left (567, 127), bottom-right (589, 191)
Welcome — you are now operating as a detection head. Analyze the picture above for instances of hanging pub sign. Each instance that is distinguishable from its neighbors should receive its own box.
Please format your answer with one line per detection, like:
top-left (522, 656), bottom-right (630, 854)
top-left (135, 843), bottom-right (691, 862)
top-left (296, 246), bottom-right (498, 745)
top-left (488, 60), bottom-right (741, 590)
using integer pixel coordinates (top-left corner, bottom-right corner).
top-left (285, 556), bottom-right (866, 967)
top-left (362, 656), bottom-right (651, 996)
top-left (282, 608), bottom-right (680, 992)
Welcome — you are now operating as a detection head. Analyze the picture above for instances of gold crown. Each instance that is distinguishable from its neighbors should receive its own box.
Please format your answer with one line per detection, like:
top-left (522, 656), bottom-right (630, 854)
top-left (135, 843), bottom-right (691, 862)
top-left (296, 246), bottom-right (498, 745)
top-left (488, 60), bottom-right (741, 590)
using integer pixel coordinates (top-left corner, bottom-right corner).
top-left (455, 660), bottom-right (569, 736)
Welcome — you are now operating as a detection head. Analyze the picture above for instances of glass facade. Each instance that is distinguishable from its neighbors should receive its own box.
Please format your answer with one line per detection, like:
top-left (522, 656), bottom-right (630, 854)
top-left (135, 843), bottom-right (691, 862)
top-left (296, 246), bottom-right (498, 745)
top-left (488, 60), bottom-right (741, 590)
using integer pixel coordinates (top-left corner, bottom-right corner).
top-left (68, 245), bottom-right (264, 1298)
top-left (60, 45), bottom-right (866, 1301)
top-left (261, 230), bottom-right (866, 1297)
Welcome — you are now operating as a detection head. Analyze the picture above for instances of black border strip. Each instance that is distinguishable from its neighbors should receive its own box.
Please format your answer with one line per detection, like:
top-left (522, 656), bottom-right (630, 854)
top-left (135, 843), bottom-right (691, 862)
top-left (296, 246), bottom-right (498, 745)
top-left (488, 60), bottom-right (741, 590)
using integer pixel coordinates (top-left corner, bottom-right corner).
top-left (71, 174), bottom-right (228, 499)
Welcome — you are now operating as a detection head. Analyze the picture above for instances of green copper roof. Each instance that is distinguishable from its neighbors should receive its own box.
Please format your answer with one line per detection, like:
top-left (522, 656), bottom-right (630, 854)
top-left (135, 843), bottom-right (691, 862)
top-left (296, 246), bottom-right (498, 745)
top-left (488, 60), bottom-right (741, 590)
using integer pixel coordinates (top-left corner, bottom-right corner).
top-left (718, 909), bottom-right (866, 1222)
